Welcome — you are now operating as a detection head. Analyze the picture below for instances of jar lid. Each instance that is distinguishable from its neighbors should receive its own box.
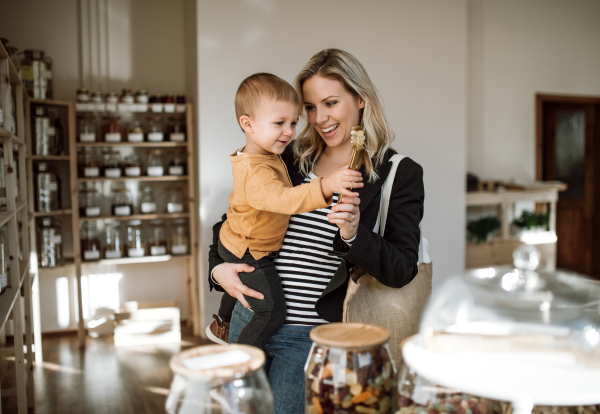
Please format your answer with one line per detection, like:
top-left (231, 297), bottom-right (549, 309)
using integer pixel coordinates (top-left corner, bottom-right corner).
top-left (121, 88), bottom-right (133, 95)
top-left (310, 322), bottom-right (391, 348)
top-left (170, 344), bottom-right (265, 380)
top-left (92, 91), bottom-right (103, 96)
top-left (106, 92), bottom-right (118, 97)
top-left (77, 88), bottom-right (89, 94)
top-left (136, 90), bottom-right (148, 95)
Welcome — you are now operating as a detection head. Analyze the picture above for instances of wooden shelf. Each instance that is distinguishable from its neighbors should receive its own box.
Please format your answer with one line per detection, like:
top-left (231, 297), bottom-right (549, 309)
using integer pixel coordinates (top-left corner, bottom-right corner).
top-left (466, 182), bottom-right (567, 206)
top-left (0, 210), bottom-right (15, 227)
top-left (0, 287), bottom-right (20, 332)
top-left (28, 155), bottom-right (71, 161)
top-left (19, 259), bottom-right (30, 285)
top-left (79, 212), bottom-right (189, 222)
top-left (0, 128), bottom-right (25, 146)
top-left (78, 175), bottom-right (187, 182)
top-left (75, 142), bottom-right (187, 148)
top-left (81, 254), bottom-right (190, 266)
top-left (38, 258), bottom-right (75, 274)
top-left (29, 98), bottom-right (71, 107)
top-left (75, 102), bottom-right (187, 114)
top-left (16, 200), bottom-right (26, 213)
top-left (32, 209), bottom-right (72, 217)
top-left (0, 127), bottom-right (10, 139)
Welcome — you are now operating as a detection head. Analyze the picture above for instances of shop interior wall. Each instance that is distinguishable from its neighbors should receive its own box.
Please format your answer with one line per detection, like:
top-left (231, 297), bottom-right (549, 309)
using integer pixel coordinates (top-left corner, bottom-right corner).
top-left (467, 0), bottom-right (600, 182)
top-left (196, 0), bottom-right (468, 328)
top-left (0, 0), bottom-right (194, 332)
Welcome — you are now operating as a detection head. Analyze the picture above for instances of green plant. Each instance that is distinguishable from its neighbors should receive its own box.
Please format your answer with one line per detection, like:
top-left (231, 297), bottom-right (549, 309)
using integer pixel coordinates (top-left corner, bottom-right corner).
top-left (467, 216), bottom-right (501, 244)
top-left (513, 211), bottom-right (549, 230)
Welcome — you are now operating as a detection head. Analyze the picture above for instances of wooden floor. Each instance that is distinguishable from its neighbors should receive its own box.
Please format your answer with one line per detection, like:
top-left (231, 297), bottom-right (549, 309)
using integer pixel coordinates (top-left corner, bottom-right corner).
top-left (0, 330), bottom-right (208, 414)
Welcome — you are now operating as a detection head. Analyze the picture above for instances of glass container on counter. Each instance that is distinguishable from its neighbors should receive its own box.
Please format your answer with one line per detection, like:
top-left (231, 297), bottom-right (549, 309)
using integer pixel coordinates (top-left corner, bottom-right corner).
top-left (147, 150), bottom-right (164, 177)
top-left (102, 150), bottom-right (122, 178)
top-left (36, 162), bottom-right (60, 212)
top-left (167, 187), bottom-right (185, 213)
top-left (127, 120), bottom-right (144, 143)
top-left (148, 220), bottom-right (167, 256)
top-left (78, 147), bottom-right (101, 178)
top-left (102, 115), bottom-right (122, 142)
top-left (34, 106), bottom-right (55, 156)
top-left (168, 154), bottom-right (186, 176)
top-left (81, 222), bottom-right (101, 261)
top-left (171, 219), bottom-right (189, 255)
top-left (104, 222), bottom-right (125, 259)
top-left (147, 116), bottom-right (164, 142)
top-left (111, 187), bottom-right (133, 217)
top-left (78, 114), bottom-right (96, 143)
top-left (78, 186), bottom-right (101, 217)
top-left (124, 154), bottom-right (142, 177)
top-left (166, 344), bottom-right (273, 414)
top-left (37, 217), bottom-right (63, 267)
top-left (306, 323), bottom-right (396, 414)
top-left (139, 185), bottom-right (157, 214)
top-left (168, 118), bottom-right (186, 142)
top-left (126, 220), bottom-right (145, 258)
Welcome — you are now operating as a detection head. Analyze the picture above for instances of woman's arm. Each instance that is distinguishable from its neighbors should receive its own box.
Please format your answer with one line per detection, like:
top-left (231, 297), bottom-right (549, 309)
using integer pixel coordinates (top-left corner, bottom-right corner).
top-left (208, 214), bottom-right (227, 292)
top-left (332, 158), bottom-right (424, 289)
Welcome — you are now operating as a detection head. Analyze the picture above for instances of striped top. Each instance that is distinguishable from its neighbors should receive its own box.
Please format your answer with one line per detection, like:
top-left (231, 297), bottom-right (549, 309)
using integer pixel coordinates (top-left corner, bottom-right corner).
top-left (275, 173), bottom-right (342, 326)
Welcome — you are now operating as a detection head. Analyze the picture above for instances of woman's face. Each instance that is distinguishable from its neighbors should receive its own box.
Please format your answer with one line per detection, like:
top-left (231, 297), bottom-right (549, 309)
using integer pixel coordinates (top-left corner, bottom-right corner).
top-left (302, 75), bottom-right (365, 149)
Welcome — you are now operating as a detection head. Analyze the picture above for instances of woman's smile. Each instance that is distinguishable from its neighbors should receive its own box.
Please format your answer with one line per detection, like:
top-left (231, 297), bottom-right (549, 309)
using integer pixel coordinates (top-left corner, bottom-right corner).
top-left (321, 123), bottom-right (340, 138)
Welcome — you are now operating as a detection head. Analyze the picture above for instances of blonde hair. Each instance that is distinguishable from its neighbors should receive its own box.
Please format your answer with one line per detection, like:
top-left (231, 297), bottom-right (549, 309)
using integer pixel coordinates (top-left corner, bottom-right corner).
top-left (235, 73), bottom-right (299, 128)
top-left (293, 49), bottom-right (394, 182)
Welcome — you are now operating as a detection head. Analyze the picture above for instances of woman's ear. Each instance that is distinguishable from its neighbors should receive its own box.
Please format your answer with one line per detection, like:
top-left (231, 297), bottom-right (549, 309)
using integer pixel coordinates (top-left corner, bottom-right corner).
top-left (358, 97), bottom-right (365, 109)
top-left (239, 115), bottom-right (253, 133)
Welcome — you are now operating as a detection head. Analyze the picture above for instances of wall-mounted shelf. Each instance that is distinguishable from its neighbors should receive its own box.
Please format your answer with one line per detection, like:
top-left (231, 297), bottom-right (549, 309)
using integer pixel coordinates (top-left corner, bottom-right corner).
top-left (28, 155), bottom-right (71, 161)
top-left (77, 175), bottom-right (188, 182)
top-left (78, 212), bottom-right (189, 223)
top-left (75, 141), bottom-right (187, 148)
top-left (32, 209), bottom-right (72, 217)
top-left (81, 254), bottom-right (190, 266)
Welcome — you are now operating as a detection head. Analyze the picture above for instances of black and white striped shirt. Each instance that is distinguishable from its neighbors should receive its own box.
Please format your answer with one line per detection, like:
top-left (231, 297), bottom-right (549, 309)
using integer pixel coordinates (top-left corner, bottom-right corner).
top-left (275, 172), bottom-right (343, 326)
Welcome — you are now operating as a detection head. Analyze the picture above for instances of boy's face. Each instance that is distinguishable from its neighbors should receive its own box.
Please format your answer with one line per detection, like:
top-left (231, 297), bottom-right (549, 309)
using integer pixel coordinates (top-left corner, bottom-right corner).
top-left (241, 98), bottom-right (299, 155)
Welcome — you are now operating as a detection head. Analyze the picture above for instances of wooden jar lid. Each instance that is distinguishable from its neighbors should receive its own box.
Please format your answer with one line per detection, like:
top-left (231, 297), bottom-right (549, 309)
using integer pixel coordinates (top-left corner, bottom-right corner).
top-left (310, 323), bottom-right (391, 348)
top-left (170, 344), bottom-right (265, 379)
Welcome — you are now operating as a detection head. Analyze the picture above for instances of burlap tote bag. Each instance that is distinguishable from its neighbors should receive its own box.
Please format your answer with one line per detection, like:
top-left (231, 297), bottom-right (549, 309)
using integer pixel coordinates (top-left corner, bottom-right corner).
top-left (342, 154), bottom-right (432, 365)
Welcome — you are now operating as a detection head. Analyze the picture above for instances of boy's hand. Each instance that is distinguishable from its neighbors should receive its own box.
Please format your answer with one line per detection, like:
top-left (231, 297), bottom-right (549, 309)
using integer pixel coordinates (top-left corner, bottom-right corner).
top-left (321, 167), bottom-right (363, 199)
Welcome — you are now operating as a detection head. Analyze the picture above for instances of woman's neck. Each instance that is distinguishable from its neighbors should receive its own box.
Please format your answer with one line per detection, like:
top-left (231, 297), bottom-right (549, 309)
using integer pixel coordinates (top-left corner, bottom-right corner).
top-left (314, 142), bottom-right (354, 177)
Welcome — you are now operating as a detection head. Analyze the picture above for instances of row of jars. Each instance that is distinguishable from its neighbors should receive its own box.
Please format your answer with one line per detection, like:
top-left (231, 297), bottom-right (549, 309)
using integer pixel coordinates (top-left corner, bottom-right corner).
top-left (79, 114), bottom-right (186, 143)
top-left (77, 148), bottom-right (186, 178)
top-left (77, 88), bottom-right (185, 105)
top-left (81, 219), bottom-right (189, 261)
top-left (80, 185), bottom-right (185, 217)
top-left (33, 106), bottom-right (65, 156)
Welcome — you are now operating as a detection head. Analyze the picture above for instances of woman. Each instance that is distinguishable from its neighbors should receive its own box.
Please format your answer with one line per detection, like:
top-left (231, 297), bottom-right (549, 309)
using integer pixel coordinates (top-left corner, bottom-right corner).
top-left (208, 48), bottom-right (424, 414)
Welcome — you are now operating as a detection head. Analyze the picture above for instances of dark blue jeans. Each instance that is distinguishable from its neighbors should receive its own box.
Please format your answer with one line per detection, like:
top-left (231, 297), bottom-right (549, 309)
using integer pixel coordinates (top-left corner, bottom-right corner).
top-left (229, 301), bottom-right (314, 414)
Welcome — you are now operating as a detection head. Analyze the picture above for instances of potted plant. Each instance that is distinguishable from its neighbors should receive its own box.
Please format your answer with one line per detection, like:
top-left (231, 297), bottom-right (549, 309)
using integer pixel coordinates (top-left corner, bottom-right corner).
top-left (467, 216), bottom-right (501, 244)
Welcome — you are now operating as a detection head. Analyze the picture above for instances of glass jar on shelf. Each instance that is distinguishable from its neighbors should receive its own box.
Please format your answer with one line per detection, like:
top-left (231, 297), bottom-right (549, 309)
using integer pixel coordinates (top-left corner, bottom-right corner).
top-left (91, 92), bottom-right (103, 104)
top-left (166, 344), bottom-right (273, 414)
top-left (81, 222), bottom-right (101, 261)
top-left (120, 88), bottom-right (134, 104)
top-left (147, 150), bottom-right (164, 177)
top-left (163, 94), bottom-right (174, 104)
top-left (104, 222), bottom-right (125, 259)
top-left (167, 187), bottom-right (185, 213)
top-left (34, 106), bottom-right (55, 156)
top-left (105, 92), bottom-right (119, 105)
top-left (126, 220), bottom-right (145, 257)
top-left (171, 219), bottom-right (189, 255)
top-left (305, 323), bottom-right (396, 414)
top-left (78, 186), bottom-right (101, 217)
top-left (102, 115), bottom-right (122, 143)
top-left (176, 94), bottom-right (186, 104)
top-left (76, 88), bottom-right (90, 103)
top-left (139, 185), bottom-right (157, 214)
top-left (147, 116), bottom-right (164, 142)
top-left (78, 147), bottom-right (101, 178)
top-left (127, 120), bottom-right (145, 143)
top-left (36, 162), bottom-right (60, 212)
top-left (168, 117), bottom-right (186, 142)
top-left (102, 150), bottom-right (122, 178)
top-left (124, 154), bottom-right (142, 177)
top-left (149, 94), bottom-right (162, 104)
top-left (111, 187), bottom-right (133, 217)
top-left (148, 220), bottom-right (167, 256)
top-left (136, 90), bottom-right (149, 104)
top-left (78, 114), bottom-right (96, 143)
top-left (37, 217), bottom-right (63, 268)
top-left (168, 154), bottom-right (186, 176)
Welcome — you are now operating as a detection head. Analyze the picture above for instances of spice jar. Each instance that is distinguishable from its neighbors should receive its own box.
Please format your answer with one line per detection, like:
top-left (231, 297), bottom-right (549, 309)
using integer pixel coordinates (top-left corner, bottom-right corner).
top-left (139, 185), bottom-right (157, 214)
top-left (78, 115), bottom-right (96, 143)
top-left (168, 155), bottom-right (186, 176)
top-left (136, 90), bottom-right (149, 104)
top-left (91, 92), bottom-right (103, 103)
top-left (126, 220), bottom-right (145, 257)
top-left (78, 147), bottom-right (101, 178)
top-left (163, 94), bottom-right (175, 104)
top-left (171, 219), bottom-right (189, 255)
top-left (147, 149), bottom-right (164, 177)
top-left (127, 120), bottom-right (144, 142)
top-left (102, 115), bottom-right (122, 142)
top-left (104, 222), bottom-right (125, 259)
top-left (149, 94), bottom-right (162, 104)
top-left (168, 118), bottom-right (186, 142)
top-left (81, 222), bottom-right (102, 261)
top-left (147, 116), bottom-right (164, 142)
top-left (78, 186), bottom-right (101, 217)
top-left (124, 154), bottom-right (142, 177)
top-left (176, 94), bottom-right (186, 104)
top-left (111, 187), bottom-right (133, 216)
top-left (37, 217), bottom-right (63, 267)
top-left (167, 187), bottom-right (185, 213)
top-left (102, 150), bottom-right (122, 178)
top-left (105, 92), bottom-right (119, 104)
top-left (120, 88), bottom-right (134, 104)
top-left (34, 106), bottom-right (55, 156)
top-left (166, 344), bottom-right (273, 414)
top-left (148, 220), bottom-right (167, 256)
top-left (306, 323), bottom-right (396, 414)
top-left (77, 88), bottom-right (90, 103)
top-left (36, 162), bottom-right (60, 212)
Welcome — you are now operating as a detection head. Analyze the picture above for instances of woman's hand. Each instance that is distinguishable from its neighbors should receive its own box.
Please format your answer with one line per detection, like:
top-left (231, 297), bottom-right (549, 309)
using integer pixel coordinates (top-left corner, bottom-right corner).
top-left (328, 195), bottom-right (361, 240)
top-left (212, 263), bottom-right (264, 308)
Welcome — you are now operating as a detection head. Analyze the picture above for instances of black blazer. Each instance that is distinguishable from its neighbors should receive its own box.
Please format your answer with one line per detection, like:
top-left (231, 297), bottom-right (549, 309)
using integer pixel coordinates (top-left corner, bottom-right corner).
top-left (208, 146), bottom-right (425, 323)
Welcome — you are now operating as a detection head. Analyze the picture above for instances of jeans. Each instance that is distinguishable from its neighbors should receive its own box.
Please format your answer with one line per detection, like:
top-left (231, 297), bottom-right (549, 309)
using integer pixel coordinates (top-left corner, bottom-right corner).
top-left (229, 302), bottom-right (314, 414)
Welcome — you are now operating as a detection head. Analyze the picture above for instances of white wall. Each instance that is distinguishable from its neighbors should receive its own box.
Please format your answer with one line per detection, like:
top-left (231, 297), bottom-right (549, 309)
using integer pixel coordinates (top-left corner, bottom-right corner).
top-left (197, 0), bottom-right (468, 326)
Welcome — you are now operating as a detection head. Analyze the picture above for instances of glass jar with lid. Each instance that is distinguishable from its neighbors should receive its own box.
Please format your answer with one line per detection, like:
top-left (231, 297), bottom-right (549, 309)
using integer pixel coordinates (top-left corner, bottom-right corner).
top-left (78, 186), bottom-right (101, 217)
top-left (166, 344), bottom-right (273, 414)
top-left (168, 117), bottom-right (186, 142)
top-left (36, 162), bottom-right (60, 212)
top-left (139, 185), bottom-right (157, 214)
top-left (102, 115), bottom-right (122, 142)
top-left (126, 220), bottom-right (145, 257)
top-left (127, 120), bottom-right (145, 142)
top-left (91, 92), bottom-right (103, 103)
top-left (124, 154), bottom-right (142, 177)
top-left (147, 116), bottom-right (164, 142)
top-left (111, 187), bottom-right (133, 216)
top-left (150, 94), bottom-right (162, 104)
top-left (105, 92), bottom-right (119, 105)
top-left (34, 106), bottom-right (55, 156)
top-left (37, 217), bottom-right (63, 267)
top-left (78, 147), bottom-right (101, 178)
top-left (306, 323), bottom-right (396, 414)
top-left (136, 90), bottom-right (149, 104)
top-left (147, 149), bottom-right (164, 177)
top-left (120, 88), bottom-right (134, 104)
top-left (167, 187), bottom-right (185, 213)
top-left (168, 154), bottom-right (186, 176)
top-left (78, 114), bottom-right (96, 143)
top-left (104, 222), bottom-right (125, 259)
top-left (148, 219), bottom-right (167, 256)
top-left (76, 88), bottom-right (90, 103)
top-left (171, 219), bottom-right (189, 255)
top-left (81, 222), bottom-right (101, 261)
top-left (102, 150), bottom-right (122, 178)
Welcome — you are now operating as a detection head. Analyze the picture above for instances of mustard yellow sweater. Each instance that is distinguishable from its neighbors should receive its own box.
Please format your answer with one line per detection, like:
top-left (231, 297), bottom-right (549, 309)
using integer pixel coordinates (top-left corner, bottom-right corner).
top-left (219, 151), bottom-right (332, 259)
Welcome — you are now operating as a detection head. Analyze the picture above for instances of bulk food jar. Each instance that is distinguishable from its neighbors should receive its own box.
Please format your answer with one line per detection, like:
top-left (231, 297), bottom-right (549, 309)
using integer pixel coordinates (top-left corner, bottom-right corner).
top-left (36, 162), bottom-right (60, 212)
top-left (34, 106), bottom-right (55, 156)
top-left (37, 217), bottom-right (63, 267)
top-left (78, 186), bottom-right (101, 217)
top-left (21, 49), bottom-right (53, 99)
top-left (81, 222), bottom-right (102, 261)
top-left (168, 117), bottom-right (186, 142)
top-left (102, 150), bottom-right (122, 178)
top-left (306, 323), bottom-right (396, 414)
top-left (139, 185), bottom-right (157, 214)
top-left (147, 149), bottom-right (165, 177)
top-left (171, 219), bottom-right (189, 255)
top-left (102, 115), bottom-right (122, 142)
top-left (104, 222), bottom-right (125, 259)
top-left (124, 154), bottom-right (142, 177)
top-left (127, 120), bottom-right (144, 143)
top-left (78, 114), bottom-right (96, 143)
top-left (148, 220), bottom-right (167, 256)
top-left (111, 187), bottom-right (133, 217)
top-left (166, 344), bottom-right (273, 414)
top-left (78, 147), bottom-right (101, 178)
top-left (126, 220), bottom-right (145, 258)
top-left (147, 116), bottom-right (164, 142)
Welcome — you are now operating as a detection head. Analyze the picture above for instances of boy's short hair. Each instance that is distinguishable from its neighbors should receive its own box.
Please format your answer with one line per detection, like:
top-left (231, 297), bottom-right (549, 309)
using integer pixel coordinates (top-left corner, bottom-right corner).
top-left (235, 73), bottom-right (299, 126)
